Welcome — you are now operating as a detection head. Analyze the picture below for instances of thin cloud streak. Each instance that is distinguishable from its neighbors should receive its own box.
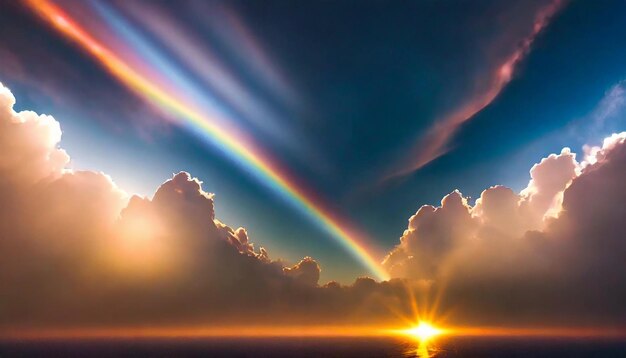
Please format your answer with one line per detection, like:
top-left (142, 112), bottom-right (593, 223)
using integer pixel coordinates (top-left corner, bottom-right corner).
top-left (197, 3), bottom-right (301, 109)
top-left (384, 0), bottom-right (565, 181)
top-left (119, 2), bottom-right (301, 152)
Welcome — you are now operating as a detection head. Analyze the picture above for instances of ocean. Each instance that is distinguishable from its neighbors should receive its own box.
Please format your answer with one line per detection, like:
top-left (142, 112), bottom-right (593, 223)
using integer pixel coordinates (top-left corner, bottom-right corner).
top-left (2, 336), bottom-right (626, 357)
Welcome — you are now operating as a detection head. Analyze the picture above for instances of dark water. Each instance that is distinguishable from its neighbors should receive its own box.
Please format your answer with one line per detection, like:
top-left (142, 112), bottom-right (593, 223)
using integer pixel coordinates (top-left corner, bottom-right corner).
top-left (1, 337), bottom-right (626, 357)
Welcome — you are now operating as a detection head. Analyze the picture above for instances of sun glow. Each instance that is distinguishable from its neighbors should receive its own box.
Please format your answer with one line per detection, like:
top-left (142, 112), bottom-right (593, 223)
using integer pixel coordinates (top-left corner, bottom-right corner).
top-left (403, 322), bottom-right (444, 341)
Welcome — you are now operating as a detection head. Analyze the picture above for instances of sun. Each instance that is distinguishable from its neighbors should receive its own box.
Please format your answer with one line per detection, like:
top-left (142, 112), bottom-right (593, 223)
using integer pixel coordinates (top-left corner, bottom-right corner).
top-left (404, 322), bottom-right (443, 341)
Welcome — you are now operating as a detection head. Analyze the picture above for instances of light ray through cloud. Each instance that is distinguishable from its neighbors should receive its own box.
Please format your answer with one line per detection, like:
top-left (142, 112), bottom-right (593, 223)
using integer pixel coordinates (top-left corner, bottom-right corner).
top-left (117, 1), bottom-right (298, 149)
top-left (196, 2), bottom-right (301, 109)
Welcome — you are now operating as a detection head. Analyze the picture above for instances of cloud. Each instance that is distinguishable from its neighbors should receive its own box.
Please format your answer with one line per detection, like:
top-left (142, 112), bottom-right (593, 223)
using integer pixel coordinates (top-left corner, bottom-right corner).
top-left (0, 82), bottom-right (411, 329)
top-left (284, 257), bottom-right (321, 286)
top-left (577, 81), bottom-right (626, 161)
top-left (384, 0), bottom-right (565, 180)
top-left (384, 132), bottom-right (626, 325)
top-left (3, 79), bottom-right (626, 330)
top-left (0, 84), bottom-right (68, 186)
top-left (591, 80), bottom-right (626, 126)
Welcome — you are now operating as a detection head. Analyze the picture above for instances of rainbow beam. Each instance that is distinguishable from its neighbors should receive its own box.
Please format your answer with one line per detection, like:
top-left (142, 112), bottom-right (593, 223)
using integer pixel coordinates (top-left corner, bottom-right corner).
top-left (25, 0), bottom-right (389, 281)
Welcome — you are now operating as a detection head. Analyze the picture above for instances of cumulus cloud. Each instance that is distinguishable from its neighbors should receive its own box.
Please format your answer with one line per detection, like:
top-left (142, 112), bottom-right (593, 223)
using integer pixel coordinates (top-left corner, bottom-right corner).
top-left (0, 82), bottom-right (411, 330)
top-left (0, 84), bottom-right (69, 186)
top-left (0, 81), bottom-right (273, 326)
top-left (284, 257), bottom-right (321, 286)
top-left (385, 145), bottom-right (579, 278)
top-left (385, 132), bottom-right (626, 326)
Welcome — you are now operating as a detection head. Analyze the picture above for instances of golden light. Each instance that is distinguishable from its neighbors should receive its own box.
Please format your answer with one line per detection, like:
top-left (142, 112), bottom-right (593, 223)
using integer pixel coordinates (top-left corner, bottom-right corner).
top-left (404, 322), bottom-right (443, 341)
top-left (99, 211), bottom-right (182, 280)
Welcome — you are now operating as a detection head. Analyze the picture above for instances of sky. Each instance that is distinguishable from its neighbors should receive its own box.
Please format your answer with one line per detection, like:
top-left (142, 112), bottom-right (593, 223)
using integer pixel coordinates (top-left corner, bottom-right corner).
top-left (2, 0), bottom-right (626, 333)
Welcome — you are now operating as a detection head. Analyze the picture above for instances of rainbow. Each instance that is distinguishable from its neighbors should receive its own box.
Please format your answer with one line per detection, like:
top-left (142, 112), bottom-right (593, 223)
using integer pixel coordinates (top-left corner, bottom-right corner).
top-left (25, 0), bottom-right (389, 281)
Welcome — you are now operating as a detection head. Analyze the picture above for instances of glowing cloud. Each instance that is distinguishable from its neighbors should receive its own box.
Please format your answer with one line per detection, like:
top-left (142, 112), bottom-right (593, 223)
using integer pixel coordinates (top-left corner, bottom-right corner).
top-left (383, 131), bottom-right (626, 326)
top-left (3, 80), bottom-right (626, 330)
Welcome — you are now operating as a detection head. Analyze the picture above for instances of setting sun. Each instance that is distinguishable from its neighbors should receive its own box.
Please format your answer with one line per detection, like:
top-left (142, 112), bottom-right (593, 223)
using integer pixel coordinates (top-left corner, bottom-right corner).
top-left (404, 322), bottom-right (444, 341)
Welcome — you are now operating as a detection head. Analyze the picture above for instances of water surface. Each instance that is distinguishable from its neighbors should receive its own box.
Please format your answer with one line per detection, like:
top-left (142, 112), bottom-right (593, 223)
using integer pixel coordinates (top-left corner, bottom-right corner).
top-left (2, 336), bottom-right (626, 357)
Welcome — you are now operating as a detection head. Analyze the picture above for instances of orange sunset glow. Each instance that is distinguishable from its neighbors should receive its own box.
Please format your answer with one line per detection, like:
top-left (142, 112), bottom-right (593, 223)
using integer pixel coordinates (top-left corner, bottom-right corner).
top-left (3, 0), bottom-right (626, 356)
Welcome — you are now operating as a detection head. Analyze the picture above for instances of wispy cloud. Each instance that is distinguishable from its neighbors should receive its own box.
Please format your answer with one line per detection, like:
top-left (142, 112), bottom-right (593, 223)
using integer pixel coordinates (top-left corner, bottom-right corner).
top-left (384, 0), bottom-right (565, 180)
top-left (591, 80), bottom-right (626, 126)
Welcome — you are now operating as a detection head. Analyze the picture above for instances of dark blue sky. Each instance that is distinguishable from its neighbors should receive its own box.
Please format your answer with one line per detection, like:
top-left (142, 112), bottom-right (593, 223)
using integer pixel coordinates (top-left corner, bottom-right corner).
top-left (1, 0), bottom-right (625, 282)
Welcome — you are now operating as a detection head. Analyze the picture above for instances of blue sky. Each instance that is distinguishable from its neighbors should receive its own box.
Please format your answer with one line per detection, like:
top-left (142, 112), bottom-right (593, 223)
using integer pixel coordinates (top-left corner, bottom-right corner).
top-left (1, 0), bottom-right (625, 283)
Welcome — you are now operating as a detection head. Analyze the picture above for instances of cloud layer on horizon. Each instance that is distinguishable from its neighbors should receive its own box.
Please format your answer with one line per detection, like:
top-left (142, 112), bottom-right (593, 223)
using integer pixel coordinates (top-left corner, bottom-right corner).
top-left (3, 81), bottom-right (626, 330)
